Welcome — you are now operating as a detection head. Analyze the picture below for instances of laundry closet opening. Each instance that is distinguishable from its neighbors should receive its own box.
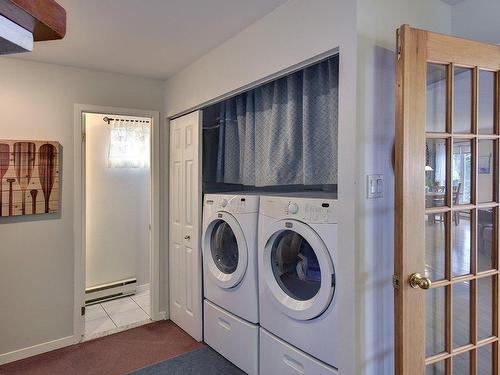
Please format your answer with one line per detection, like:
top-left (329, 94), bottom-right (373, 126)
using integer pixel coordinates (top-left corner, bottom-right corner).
top-left (184, 52), bottom-right (342, 374)
top-left (168, 53), bottom-right (341, 351)
top-left (83, 112), bottom-right (152, 340)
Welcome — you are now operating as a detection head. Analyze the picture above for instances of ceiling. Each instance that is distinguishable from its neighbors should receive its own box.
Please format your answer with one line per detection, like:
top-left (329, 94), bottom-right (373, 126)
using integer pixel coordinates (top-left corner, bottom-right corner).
top-left (15, 0), bottom-right (288, 80)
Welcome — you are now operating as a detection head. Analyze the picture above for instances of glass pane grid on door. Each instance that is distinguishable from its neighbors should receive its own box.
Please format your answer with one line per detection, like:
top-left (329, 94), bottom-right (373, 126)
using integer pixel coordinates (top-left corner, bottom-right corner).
top-left (425, 63), bottom-right (500, 374)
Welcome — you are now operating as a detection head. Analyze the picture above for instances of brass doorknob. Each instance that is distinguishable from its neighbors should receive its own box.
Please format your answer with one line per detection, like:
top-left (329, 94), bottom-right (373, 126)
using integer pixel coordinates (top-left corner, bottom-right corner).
top-left (409, 273), bottom-right (432, 290)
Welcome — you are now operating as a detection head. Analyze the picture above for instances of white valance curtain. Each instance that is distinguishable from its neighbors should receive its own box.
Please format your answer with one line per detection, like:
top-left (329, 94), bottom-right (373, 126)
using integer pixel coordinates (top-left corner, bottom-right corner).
top-left (108, 119), bottom-right (150, 168)
top-left (216, 55), bottom-right (339, 186)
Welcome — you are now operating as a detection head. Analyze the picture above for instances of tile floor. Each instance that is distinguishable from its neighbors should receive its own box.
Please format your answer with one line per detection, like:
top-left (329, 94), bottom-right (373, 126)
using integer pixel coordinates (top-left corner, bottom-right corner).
top-left (84, 289), bottom-right (151, 340)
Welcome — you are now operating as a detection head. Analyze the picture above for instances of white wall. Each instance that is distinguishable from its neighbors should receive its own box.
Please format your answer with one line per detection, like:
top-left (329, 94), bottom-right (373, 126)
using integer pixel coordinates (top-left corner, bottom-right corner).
top-left (164, 0), bottom-right (358, 372)
top-left (451, 0), bottom-right (500, 44)
top-left (356, 1), bottom-right (451, 373)
top-left (164, 0), bottom-right (356, 118)
top-left (85, 113), bottom-right (150, 288)
top-left (0, 58), bottom-right (163, 360)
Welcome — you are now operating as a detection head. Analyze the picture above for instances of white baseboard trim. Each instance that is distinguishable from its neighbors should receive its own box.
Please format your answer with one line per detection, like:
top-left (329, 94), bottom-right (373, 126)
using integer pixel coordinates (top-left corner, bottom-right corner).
top-left (136, 283), bottom-right (150, 294)
top-left (0, 309), bottom-right (166, 365)
top-left (0, 335), bottom-right (75, 365)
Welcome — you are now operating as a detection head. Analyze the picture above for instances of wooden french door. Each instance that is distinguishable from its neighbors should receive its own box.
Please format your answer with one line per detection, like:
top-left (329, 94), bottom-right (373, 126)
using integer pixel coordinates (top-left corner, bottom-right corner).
top-left (395, 25), bottom-right (500, 374)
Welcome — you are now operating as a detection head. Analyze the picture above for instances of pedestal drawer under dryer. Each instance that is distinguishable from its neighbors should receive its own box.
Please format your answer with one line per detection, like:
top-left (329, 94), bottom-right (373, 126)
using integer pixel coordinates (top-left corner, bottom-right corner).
top-left (260, 328), bottom-right (339, 375)
top-left (204, 299), bottom-right (259, 375)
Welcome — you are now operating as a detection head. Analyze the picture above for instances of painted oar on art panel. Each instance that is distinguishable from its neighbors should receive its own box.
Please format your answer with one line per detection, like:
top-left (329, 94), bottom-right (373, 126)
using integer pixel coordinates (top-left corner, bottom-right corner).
top-left (0, 144), bottom-right (10, 217)
top-left (38, 144), bottom-right (57, 214)
top-left (13, 142), bottom-right (36, 215)
top-left (7, 178), bottom-right (15, 216)
top-left (30, 189), bottom-right (38, 214)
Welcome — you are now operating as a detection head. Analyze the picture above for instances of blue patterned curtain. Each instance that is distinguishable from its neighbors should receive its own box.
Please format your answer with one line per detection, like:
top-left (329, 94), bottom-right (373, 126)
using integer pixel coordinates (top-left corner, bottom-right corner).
top-left (217, 55), bottom-right (338, 187)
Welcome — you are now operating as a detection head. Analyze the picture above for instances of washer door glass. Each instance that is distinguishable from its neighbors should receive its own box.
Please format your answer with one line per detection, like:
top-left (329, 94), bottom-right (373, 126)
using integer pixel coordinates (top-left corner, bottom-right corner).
top-left (211, 220), bottom-right (239, 274)
top-left (271, 230), bottom-right (321, 301)
top-left (262, 220), bottom-right (335, 320)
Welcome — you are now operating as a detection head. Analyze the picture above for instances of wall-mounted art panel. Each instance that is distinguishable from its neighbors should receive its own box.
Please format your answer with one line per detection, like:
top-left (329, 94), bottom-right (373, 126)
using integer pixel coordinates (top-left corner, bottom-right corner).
top-left (0, 140), bottom-right (60, 217)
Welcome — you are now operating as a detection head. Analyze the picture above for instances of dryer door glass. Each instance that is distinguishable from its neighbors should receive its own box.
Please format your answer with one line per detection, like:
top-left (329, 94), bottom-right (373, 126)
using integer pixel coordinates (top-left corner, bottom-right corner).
top-left (211, 220), bottom-right (239, 274)
top-left (271, 230), bottom-right (321, 301)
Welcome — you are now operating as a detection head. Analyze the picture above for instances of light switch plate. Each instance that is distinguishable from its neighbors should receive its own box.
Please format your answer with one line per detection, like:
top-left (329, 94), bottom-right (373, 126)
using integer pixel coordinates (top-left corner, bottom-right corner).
top-left (367, 174), bottom-right (384, 199)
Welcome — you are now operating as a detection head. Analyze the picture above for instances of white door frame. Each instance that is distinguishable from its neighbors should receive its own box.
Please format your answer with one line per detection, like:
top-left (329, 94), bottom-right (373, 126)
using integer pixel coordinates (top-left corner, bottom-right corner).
top-left (73, 104), bottom-right (162, 342)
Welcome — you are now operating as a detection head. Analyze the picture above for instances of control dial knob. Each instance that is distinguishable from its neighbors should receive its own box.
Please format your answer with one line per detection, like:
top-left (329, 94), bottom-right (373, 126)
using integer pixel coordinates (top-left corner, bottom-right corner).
top-left (288, 202), bottom-right (299, 215)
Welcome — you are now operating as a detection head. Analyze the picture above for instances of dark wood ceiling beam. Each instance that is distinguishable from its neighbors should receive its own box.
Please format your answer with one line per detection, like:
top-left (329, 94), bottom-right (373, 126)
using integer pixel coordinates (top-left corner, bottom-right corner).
top-left (0, 0), bottom-right (66, 41)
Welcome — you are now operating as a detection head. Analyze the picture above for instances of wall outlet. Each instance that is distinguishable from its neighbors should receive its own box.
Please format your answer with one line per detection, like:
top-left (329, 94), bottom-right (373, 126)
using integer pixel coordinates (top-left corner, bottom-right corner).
top-left (367, 174), bottom-right (384, 199)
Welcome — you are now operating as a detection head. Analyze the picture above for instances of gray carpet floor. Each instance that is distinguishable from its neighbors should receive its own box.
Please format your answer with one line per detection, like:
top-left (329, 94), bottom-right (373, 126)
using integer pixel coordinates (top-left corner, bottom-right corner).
top-left (128, 347), bottom-right (246, 375)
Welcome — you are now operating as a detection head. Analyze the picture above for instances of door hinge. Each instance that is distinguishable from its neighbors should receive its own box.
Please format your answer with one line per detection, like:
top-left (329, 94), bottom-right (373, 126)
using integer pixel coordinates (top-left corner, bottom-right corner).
top-left (81, 306), bottom-right (86, 316)
top-left (392, 274), bottom-right (401, 289)
top-left (82, 133), bottom-right (86, 142)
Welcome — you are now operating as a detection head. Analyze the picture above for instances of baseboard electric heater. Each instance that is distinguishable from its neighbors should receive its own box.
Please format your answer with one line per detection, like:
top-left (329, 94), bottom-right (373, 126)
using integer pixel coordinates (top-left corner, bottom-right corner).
top-left (85, 278), bottom-right (137, 305)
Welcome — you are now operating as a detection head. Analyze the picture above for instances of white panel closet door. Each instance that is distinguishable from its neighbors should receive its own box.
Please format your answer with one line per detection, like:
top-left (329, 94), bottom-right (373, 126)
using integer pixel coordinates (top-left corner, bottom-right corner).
top-left (169, 111), bottom-right (202, 341)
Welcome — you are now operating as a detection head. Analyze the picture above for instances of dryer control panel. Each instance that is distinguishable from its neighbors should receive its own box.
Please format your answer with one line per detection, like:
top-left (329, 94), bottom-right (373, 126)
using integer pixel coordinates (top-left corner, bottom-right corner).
top-left (261, 195), bottom-right (338, 224)
top-left (204, 193), bottom-right (259, 214)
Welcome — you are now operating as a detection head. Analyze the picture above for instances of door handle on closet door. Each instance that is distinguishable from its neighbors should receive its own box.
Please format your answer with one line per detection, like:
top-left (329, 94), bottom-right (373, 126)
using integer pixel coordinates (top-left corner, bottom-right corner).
top-left (184, 235), bottom-right (191, 240)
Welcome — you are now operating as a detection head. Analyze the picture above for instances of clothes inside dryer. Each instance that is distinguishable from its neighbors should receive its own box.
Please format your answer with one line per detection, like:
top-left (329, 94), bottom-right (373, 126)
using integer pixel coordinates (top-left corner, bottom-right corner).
top-left (210, 220), bottom-right (239, 274)
top-left (271, 230), bottom-right (322, 301)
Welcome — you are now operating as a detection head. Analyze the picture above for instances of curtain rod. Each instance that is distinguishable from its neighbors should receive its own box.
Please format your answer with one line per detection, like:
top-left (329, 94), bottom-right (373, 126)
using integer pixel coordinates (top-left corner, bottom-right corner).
top-left (103, 116), bottom-right (150, 124)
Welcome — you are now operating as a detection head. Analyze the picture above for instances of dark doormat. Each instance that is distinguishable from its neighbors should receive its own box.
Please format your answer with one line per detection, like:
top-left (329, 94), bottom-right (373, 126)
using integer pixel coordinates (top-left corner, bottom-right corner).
top-left (128, 347), bottom-right (246, 375)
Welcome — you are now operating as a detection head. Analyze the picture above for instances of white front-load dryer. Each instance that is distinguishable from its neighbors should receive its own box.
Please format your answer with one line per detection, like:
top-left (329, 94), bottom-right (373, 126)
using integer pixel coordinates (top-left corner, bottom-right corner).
top-left (258, 195), bottom-right (341, 372)
top-left (202, 193), bottom-right (259, 375)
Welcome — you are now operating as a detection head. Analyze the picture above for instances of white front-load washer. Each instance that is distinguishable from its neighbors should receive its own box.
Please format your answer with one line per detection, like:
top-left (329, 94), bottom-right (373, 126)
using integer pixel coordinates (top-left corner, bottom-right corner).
top-left (202, 193), bottom-right (259, 375)
top-left (202, 193), bottom-right (259, 322)
top-left (258, 195), bottom-right (341, 373)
